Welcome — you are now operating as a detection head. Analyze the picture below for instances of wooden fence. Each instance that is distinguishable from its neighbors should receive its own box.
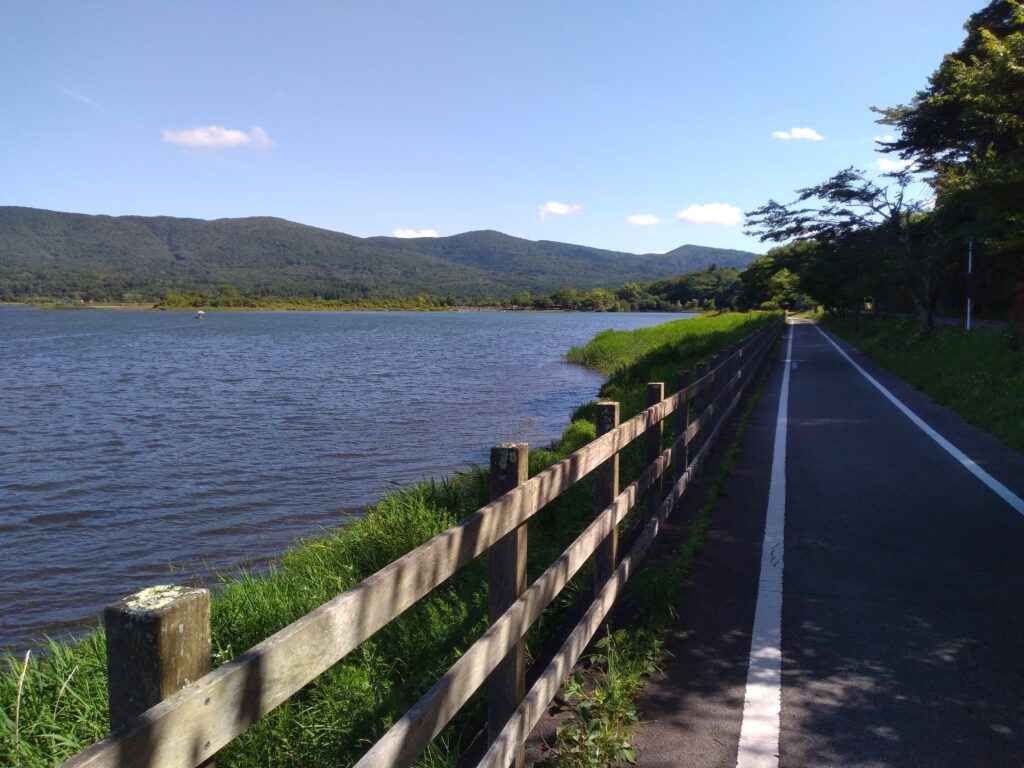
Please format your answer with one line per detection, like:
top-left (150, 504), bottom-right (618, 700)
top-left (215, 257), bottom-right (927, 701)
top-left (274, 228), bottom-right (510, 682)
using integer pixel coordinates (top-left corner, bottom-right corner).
top-left (59, 317), bottom-right (783, 768)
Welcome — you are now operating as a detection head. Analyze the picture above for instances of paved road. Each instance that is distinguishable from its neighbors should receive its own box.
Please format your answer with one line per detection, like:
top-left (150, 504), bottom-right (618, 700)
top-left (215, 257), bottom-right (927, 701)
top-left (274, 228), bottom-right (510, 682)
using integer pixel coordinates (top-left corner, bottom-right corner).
top-left (634, 319), bottom-right (1024, 767)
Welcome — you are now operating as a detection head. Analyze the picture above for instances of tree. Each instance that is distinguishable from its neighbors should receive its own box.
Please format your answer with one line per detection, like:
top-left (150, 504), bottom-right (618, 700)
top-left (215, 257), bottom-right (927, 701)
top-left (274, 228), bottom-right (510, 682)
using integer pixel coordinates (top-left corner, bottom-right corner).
top-left (875, 1), bottom-right (1024, 239)
top-left (875, 1), bottom-right (1023, 173)
top-left (746, 168), bottom-right (954, 327)
top-left (549, 286), bottom-right (580, 309)
top-left (876, 0), bottom-right (1024, 337)
top-left (737, 242), bottom-right (826, 311)
top-left (582, 288), bottom-right (617, 311)
top-left (510, 291), bottom-right (532, 308)
top-left (766, 268), bottom-right (802, 309)
top-left (735, 254), bottom-right (778, 310)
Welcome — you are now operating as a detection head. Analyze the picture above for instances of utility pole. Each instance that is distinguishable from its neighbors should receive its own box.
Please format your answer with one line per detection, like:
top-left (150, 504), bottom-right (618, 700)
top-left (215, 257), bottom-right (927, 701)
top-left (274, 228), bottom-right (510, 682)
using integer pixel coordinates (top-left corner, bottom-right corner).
top-left (966, 239), bottom-right (974, 330)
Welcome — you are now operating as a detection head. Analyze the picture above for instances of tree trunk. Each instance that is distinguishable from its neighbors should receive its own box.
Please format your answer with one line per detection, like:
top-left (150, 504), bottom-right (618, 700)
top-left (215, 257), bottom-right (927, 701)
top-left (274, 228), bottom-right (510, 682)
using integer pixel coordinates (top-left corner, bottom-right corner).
top-left (907, 273), bottom-right (935, 332)
top-left (1012, 280), bottom-right (1024, 350)
top-left (910, 293), bottom-right (929, 331)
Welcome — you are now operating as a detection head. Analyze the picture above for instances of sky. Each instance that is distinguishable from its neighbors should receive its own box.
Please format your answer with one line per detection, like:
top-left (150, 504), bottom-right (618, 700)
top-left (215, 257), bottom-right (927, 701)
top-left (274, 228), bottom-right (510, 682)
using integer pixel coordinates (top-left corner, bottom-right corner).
top-left (0, 0), bottom-right (987, 255)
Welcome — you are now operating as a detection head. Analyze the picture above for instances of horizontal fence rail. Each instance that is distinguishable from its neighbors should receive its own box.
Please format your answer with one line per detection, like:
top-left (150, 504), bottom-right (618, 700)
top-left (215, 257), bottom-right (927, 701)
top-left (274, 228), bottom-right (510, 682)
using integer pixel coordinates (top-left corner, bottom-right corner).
top-left (58, 316), bottom-right (784, 768)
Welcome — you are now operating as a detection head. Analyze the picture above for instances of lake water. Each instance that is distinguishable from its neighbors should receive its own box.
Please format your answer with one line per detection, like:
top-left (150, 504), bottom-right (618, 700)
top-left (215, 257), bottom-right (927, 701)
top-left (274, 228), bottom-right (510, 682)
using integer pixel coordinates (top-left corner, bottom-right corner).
top-left (0, 308), bottom-right (686, 651)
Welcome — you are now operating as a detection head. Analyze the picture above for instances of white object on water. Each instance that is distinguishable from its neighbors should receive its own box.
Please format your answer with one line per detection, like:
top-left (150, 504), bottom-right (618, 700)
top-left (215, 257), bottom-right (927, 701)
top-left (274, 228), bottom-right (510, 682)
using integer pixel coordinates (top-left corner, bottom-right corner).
top-left (195, 310), bottom-right (205, 320)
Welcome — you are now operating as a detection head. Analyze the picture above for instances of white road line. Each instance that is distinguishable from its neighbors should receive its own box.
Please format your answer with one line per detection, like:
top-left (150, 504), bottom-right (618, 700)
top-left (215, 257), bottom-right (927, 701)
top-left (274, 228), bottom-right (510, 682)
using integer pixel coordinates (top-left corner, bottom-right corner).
top-left (813, 323), bottom-right (1024, 517)
top-left (736, 323), bottom-right (794, 768)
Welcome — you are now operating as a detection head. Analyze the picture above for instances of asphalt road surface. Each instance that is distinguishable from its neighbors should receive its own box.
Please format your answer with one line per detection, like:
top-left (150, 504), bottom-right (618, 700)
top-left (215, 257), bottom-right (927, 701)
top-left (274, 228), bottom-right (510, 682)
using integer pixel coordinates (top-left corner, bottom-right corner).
top-left (634, 319), bottom-right (1024, 768)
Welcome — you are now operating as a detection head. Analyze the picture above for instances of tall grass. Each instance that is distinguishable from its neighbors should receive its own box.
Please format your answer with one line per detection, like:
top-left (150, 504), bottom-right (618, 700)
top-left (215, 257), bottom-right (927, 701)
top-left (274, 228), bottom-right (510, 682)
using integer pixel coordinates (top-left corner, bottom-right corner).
top-left (1, 311), bottom-right (776, 768)
top-left (568, 312), bottom-right (778, 420)
top-left (826, 316), bottom-right (1024, 452)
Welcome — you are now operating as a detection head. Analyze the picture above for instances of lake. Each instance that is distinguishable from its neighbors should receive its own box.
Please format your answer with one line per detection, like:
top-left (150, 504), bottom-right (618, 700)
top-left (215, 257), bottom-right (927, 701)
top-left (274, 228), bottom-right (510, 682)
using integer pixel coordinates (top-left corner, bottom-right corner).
top-left (0, 308), bottom-right (688, 650)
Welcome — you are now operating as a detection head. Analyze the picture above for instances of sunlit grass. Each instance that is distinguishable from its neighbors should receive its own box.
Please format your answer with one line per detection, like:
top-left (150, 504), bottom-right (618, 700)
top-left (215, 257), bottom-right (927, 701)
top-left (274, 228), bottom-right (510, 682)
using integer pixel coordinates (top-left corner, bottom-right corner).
top-left (568, 311), bottom-right (779, 421)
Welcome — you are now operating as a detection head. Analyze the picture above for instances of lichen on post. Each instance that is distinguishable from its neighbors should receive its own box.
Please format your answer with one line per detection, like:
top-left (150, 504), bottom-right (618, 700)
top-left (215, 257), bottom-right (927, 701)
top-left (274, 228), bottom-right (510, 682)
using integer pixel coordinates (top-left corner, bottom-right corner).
top-left (104, 584), bottom-right (211, 734)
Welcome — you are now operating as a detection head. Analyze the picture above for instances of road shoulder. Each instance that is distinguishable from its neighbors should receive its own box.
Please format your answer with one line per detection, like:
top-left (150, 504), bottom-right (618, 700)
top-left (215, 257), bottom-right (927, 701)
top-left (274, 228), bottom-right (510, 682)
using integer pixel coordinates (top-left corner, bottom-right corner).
top-left (631, 333), bottom-right (788, 767)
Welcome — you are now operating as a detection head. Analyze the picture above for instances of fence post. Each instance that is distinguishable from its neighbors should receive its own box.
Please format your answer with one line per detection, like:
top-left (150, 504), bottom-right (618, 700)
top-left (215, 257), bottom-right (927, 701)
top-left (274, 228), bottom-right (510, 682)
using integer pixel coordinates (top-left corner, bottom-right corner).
top-left (712, 354), bottom-right (723, 405)
top-left (710, 355), bottom-right (724, 453)
top-left (105, 585), bottom-right (211, 735)
top-left (488, 442), bottom-right (528, 768)
top-left (694, 362), bottom-right (708, 467)
top-left (675, 370), bottom-right (691, 482)
top-left (645, 382), bottom-right (665, 520)
top-left (594, 402), bottom-right (620, 594)
top-left (723, 347), bottom-right (736, 401)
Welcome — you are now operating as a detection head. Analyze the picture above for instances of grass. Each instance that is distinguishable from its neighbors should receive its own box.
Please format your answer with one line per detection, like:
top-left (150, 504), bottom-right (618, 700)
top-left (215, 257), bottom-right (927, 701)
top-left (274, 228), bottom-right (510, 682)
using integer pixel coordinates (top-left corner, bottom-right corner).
top-left (544, 630), bottom-right (664, 768)
top-left (568, 311), bottom-right (778, 421)
top-left (567, 312), bottom-right (770, 378)
top-left (825, 315), bottom-right (1024, 453)
top-left (0, 311), bottom-right (778, 768)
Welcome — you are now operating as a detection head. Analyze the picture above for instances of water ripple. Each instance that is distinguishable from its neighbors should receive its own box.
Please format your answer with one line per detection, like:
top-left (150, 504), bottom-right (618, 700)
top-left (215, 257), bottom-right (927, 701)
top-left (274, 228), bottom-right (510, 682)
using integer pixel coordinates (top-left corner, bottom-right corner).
top-left (0, 309), bottom-right (686, 650)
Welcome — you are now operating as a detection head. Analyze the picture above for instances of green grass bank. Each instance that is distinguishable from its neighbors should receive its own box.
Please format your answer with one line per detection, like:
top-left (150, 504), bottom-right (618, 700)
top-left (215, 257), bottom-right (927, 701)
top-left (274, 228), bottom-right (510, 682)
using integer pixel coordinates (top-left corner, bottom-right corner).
top-left (1, 311), bottom-right (777, 768)
top-left (826, 316), bottom-right (1024, 453)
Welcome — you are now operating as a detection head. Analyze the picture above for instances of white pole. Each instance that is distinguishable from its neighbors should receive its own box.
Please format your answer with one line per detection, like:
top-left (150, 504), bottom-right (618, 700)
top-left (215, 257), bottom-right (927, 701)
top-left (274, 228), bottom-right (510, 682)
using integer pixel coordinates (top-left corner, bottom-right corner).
top-left (966, 239), bottom-right (973, 330)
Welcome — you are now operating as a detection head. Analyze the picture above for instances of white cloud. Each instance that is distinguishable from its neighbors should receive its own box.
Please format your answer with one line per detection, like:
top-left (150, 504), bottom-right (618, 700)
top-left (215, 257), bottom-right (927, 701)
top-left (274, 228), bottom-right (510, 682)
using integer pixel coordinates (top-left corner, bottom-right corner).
top-left (771, 127), bottom-right (824, 141)
top-left (392, 228), bottom-right (440, 238)
top-left (876, 157), bottom-right (919, 172)
top-left (676, 203), bottom-right (743, 226)
top-left (874, 134), bottom-right (895, 144)
top-left (538, 200), bottom-right (583, 219)
top-left (162, 125), bottom-right (273, 151)
top-left (626, 214), bottom-right (660, 226)
top-left (57, 86), bottom-right (103, 112)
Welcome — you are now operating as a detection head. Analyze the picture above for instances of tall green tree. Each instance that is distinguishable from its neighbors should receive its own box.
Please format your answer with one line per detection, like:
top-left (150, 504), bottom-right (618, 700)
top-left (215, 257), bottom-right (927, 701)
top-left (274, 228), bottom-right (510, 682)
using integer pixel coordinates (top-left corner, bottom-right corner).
top-left (875, 0), bottom-right (1024, 191)
top-left (745, 168), bottom-right (951, 327)
top-left (875, 0), bottom-right (1024, 334)
top-left (875, 0), bottom-right (1024, 237)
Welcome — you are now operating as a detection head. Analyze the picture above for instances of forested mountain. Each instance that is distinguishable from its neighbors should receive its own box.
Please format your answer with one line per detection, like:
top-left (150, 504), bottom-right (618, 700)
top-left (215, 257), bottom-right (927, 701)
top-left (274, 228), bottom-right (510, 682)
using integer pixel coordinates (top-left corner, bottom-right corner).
top-left (370, 230), bottom-right (756, 277)
top-left (0, 207), bottom-right (758, 302)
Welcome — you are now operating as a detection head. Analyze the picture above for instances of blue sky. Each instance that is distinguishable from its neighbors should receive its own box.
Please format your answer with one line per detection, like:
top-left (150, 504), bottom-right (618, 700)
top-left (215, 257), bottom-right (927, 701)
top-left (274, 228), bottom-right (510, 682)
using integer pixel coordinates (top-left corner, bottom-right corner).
top-left (1, 0), bottom-right (985, 255)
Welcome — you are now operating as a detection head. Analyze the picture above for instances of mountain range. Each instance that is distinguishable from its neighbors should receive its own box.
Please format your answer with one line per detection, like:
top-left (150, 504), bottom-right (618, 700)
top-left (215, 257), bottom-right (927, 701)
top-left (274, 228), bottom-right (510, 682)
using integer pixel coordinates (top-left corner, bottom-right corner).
top-left (0, 206), bottom-right (759, 301)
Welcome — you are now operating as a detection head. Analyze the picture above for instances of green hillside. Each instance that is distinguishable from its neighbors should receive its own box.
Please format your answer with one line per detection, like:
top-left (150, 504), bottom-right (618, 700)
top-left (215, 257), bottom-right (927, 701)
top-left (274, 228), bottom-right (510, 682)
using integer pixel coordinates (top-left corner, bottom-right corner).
top-left (0, 207), bottom-right (759, 302)
top-left (372, 231), bottom-right (755, 279)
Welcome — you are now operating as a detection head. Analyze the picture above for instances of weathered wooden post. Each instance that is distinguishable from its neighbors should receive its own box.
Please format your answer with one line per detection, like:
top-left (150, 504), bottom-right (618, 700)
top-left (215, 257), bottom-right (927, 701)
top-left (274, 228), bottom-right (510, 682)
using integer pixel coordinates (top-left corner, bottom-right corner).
top-left (709, 354), bottom-right (720, 403)
top-left (694, 362), bottom-right (708, 465)
top-left (736, 341), bottom-right (745, 384)
top-left (645, 382), bottom-right (665, 521)
top-left (594, 402), bottom-right (620, 594)
top-left (722, 347), bottom-right (735, 403)
top-left (488, 442), bottom-right (528, 768)
top-left (644, 383), bottom-right (666, 556)
top-left (105, 585), bottom-right (211, 737)
top-left (708, 354), bottom-right (724, 462)
top-left (675, 370), bottom-right (691, 482)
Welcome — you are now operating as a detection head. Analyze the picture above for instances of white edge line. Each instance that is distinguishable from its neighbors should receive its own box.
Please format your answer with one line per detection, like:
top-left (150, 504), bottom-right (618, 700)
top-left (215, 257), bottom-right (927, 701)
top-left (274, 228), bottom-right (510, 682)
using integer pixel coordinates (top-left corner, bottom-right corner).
top-left (735, 323), bottom-right (793, 768)
top-left (813, 323), bottom-right (1024, 517)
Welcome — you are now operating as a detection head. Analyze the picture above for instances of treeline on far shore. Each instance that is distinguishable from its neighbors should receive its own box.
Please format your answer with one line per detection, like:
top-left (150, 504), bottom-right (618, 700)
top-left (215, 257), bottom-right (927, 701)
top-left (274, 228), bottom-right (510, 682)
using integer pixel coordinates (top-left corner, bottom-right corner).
top-left (148, 266), bottom-right (746, 312)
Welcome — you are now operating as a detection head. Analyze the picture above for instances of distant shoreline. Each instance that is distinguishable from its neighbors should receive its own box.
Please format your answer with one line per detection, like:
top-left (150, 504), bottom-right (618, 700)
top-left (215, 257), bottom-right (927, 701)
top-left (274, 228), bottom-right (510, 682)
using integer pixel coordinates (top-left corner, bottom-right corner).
top-left (7, 301), bottom-right (697, 315)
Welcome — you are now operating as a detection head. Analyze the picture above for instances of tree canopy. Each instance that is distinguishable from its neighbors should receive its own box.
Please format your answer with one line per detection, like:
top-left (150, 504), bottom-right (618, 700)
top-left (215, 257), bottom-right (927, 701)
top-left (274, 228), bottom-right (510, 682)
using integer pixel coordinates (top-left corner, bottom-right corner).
top-left (741, 0), bottom-right (1023, 333)
top-left (744, 168), bottom-right (953, 326)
